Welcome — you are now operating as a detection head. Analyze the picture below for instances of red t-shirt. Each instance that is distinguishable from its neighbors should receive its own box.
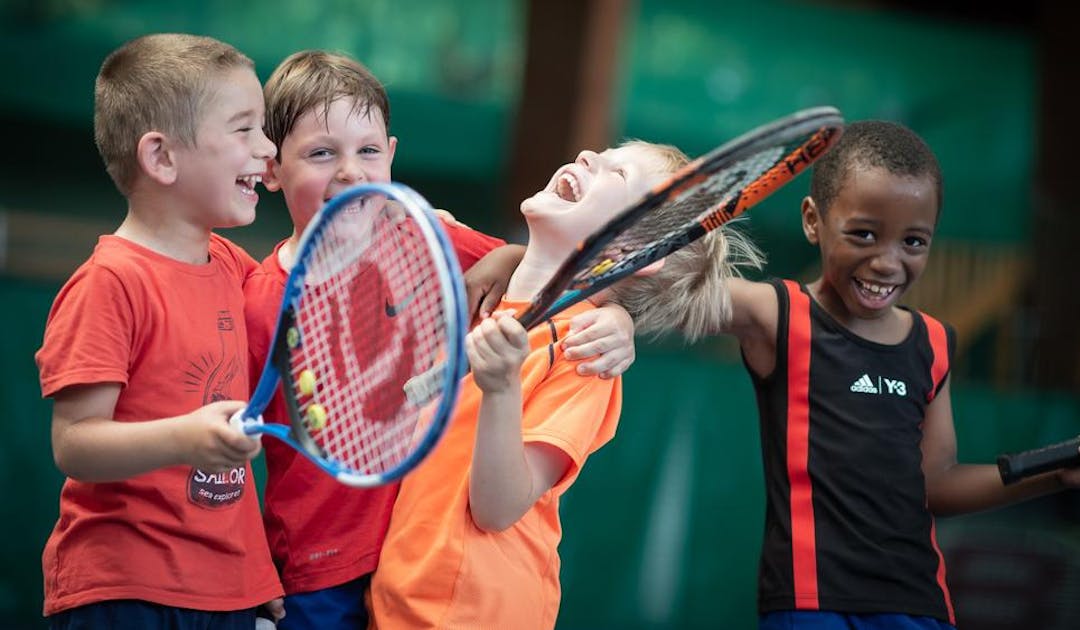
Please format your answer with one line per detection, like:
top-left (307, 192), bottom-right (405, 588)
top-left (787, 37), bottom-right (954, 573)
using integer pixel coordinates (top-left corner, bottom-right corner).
top-left (245, 220), bottom-right (504, 595)
top-left (34, 234), bottom-right (282, 615)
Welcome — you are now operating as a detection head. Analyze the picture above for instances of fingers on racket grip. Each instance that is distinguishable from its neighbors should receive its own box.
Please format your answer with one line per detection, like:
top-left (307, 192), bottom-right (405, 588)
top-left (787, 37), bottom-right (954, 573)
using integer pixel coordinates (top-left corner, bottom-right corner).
top-left (229, 409), bottom-right (263, 438)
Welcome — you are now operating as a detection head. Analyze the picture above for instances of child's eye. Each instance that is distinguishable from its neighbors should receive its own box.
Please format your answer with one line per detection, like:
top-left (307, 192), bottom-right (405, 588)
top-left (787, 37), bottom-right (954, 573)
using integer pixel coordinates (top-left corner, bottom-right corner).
top-left (360, 146), bottom-right (382, 156)
top-left (613, 168), bottom-right (627, 179)
top-left (847, 230), bottom-right (874, 242)
top-left (236, 127), bottom-right (253, 133)
top-left (307, 149), bottom-right (333, 159)
top-left (905, 236), bottom-right (928, 248)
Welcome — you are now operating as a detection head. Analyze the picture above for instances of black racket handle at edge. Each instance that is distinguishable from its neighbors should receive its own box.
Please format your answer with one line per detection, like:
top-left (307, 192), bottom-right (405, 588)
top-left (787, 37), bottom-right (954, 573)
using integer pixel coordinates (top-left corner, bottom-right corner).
top-left (997, 436), bottom-right (1080, 485)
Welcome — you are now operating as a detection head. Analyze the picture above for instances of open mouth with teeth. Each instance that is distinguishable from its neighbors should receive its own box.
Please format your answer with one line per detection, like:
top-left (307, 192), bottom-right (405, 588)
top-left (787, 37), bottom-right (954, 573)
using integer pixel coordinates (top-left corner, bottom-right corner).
top-left (236, 174), bottom-right (262, 198)
top-left (555, 172), bottom-right (582, 202)
top-left (853, 277), bottom-right (899, 307)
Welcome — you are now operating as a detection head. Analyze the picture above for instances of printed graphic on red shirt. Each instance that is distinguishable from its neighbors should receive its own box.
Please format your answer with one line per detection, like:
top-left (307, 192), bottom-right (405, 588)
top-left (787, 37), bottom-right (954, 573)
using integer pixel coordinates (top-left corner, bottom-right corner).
top-left (184, 309), bottom-right (247, 508)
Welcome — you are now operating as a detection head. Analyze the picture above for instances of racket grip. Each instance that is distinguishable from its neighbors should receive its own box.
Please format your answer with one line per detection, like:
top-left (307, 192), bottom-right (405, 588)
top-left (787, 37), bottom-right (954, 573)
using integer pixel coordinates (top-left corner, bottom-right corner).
top-left (997, 436), bottom-right (1080, 485)
top-left (229, 409), bottom-right (262, 436)
top-left (404, 362), bottom-right (444, 406)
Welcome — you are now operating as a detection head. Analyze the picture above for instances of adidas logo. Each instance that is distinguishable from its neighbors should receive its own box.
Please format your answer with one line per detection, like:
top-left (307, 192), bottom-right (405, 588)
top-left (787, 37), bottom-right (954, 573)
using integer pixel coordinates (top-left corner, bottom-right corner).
top-left (850, 374), bottom-right (879, 394)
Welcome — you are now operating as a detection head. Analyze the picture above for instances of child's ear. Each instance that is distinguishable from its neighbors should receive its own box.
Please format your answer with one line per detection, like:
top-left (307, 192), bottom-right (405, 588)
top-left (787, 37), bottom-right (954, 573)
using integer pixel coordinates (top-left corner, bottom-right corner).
top-left (262, 158), bottom-right (282, 192)
top-left (801, 196), bottom-right (821, 245)
top-left (136, 131), bottom-right (178, 186)
top-left (632, 258), bottom-right (665, 277)
top-left (387, 135), bottom-right (398, 167)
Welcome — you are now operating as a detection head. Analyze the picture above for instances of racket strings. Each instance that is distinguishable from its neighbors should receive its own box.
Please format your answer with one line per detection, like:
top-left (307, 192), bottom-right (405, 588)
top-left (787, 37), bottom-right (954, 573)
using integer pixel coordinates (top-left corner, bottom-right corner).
top-left (575, 144), bottom-right (791, 285)
top-left (288, 201), bottom-right (450, 475)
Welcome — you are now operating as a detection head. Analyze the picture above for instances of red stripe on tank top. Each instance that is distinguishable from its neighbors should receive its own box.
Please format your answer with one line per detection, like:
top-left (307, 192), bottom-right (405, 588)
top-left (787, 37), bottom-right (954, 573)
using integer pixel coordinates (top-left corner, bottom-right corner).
top-left (919, 312), bottom-right (955, 625)
top-left (782, 280), bottom-right (818, 608)
top-left (922, 312), bottom-right (948, 402)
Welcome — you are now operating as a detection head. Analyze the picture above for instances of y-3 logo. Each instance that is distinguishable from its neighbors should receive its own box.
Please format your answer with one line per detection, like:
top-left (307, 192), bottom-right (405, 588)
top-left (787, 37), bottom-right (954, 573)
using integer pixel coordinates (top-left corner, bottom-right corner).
top-left (849, 373), bottom-right (906, 396)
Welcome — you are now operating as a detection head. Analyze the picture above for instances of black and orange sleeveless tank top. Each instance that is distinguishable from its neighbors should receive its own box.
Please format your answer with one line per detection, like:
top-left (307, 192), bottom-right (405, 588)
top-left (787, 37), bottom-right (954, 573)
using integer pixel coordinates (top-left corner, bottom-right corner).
top-left (749, 279), bottom-right (956, 624)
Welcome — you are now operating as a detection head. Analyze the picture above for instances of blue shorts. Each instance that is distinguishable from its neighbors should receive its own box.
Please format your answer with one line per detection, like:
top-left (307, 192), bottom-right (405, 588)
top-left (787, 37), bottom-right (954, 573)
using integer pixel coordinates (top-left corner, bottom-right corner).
top-left (278, 576), bottom-right (370, 630)
top-left (47, 600), bottom-right (256, 630)
top-left (760, 611), bottom-right (956, 630)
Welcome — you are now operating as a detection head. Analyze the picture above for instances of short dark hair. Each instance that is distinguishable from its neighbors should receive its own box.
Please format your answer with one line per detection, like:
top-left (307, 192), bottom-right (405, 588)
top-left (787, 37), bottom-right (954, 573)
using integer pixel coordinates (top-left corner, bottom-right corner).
top-left (95, 33), bottom-right (254, 196)
top-left (263, 50), bottom-right (390, 155)
top-left (810, 120), bottom-right (943, 219)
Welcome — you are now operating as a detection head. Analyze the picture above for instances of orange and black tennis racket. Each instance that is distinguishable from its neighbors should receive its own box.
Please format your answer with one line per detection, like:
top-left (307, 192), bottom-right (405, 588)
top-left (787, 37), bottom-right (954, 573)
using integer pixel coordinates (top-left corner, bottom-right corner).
top-left (514, 105), bottom-right (844, 330)
top-left (406, 107), bottom-right (843, 403)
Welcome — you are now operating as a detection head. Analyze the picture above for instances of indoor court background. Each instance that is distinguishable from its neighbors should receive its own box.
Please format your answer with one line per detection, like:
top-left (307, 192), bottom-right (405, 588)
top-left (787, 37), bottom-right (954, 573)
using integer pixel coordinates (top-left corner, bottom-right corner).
top-left (2, 1), bottom-right (1079, 628)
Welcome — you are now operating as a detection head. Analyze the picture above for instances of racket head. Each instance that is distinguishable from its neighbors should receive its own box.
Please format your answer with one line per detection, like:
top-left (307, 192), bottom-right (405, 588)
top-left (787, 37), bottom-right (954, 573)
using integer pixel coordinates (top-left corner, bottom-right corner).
top-left (518, 106), bottom-right (844, 329)
top-left (272, 181), bottom-right (467, 487)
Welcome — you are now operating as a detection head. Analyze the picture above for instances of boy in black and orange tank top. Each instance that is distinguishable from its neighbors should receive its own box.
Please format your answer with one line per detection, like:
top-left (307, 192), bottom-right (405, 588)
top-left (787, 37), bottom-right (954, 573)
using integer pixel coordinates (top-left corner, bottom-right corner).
top-left (612, 120), bottom-right (1080, 630)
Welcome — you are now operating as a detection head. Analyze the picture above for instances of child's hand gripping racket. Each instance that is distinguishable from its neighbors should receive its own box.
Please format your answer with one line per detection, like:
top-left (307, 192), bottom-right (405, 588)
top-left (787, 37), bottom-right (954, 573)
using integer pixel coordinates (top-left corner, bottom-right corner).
top-left (997, 436), bottom-right (1080, 485)
top-left (232, 182), bottom-right (468, 487)
top-left (406, 106), bottom-right (844, 403)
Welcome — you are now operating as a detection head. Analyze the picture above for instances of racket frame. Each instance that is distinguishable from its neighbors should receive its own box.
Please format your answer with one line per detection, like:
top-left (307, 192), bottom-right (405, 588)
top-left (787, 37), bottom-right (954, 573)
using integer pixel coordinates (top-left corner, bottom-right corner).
top-left (232, 181), bottom-right (468, 487)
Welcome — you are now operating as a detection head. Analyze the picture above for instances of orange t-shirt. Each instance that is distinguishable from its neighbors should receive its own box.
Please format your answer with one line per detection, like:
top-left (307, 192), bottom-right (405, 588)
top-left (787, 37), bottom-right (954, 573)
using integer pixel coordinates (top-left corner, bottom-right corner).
top-left (370, 300), bottom-right (622, 630)
top-left (246, 223), bottom-right (505, 595)
top-left (34, 234), bottom-right (281, 615)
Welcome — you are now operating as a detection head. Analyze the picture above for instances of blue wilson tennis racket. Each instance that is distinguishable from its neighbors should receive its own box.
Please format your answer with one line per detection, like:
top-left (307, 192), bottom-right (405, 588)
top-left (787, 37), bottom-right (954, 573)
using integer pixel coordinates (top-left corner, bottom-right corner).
top-left (231, 182), bottom-right (468, 487)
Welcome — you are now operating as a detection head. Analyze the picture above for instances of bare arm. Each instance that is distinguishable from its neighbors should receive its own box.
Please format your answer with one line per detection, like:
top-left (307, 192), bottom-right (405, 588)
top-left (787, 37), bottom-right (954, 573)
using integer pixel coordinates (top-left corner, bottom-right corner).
top-left (728, 278), bottom-right (780, 378)
top-left (921, 377), bottom-right (1067, 516)
top-left (464, 244), bottom-right (526, 320)
top-left (468, 314), bottom-right (572, 531)
top-left (51, 383), bottom-right (262, 482)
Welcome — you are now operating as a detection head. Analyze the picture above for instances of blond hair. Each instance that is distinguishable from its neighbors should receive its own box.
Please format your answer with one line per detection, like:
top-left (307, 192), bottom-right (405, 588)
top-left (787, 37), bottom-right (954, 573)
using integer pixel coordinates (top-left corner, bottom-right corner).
top-left (263, 50), bottom-right (390, 153)
top-left (608, 140), bottom-right (765, 341)
top-left (94, 33), bottom-right (254, 196)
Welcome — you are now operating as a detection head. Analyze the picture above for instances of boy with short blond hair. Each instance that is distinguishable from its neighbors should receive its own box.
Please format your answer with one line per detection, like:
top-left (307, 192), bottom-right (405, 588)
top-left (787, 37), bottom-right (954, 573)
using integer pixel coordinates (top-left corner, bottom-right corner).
top-left (35, 33), bottom-right (283, 628)
top-left (370, 140), bottom-right (703, 630)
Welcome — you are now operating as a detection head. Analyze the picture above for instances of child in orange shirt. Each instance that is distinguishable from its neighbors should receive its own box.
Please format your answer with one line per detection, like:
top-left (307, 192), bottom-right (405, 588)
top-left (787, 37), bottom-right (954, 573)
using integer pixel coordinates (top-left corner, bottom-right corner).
top-left (370, 141), bottom-right (723, 629)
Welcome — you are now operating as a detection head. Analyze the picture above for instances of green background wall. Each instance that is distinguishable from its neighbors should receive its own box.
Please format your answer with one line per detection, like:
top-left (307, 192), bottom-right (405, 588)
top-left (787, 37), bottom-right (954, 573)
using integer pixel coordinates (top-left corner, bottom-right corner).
top-left (2, 0), bottom-right (1077, 628)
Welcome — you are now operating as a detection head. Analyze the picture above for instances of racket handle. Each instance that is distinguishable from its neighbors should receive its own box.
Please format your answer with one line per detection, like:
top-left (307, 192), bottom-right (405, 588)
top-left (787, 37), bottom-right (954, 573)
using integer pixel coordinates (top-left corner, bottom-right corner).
top-left (404, 363), bottom-right (444, 406)
top-left (997, 436), bottom-right (1080, 485)
top-left (229, 409), bottom-right (263, 436)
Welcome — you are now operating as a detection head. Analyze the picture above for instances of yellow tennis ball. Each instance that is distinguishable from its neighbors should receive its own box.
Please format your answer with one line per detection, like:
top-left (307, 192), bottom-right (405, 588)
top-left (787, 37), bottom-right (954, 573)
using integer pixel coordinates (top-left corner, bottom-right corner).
top-left (305, 404), bottom-right (328, 431)
top-left (286, 327), bottom-right (300, 349)
top-left (297, 369), bottom-right (317, 396)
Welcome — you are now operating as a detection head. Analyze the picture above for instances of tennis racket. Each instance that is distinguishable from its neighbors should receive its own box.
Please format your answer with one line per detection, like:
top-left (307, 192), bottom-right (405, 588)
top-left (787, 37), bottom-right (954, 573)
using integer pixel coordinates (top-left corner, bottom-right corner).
top-left (405, 106), bottom-right (843, 403)
top-left (232, 181), bottom-right (468, 487)
top-left (997, 436), bottom-right (1080, 485)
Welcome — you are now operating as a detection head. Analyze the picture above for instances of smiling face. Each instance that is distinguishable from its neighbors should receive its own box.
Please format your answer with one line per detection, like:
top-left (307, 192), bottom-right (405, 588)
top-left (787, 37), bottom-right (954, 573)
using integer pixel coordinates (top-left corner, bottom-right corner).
top-left (520, 144), bottom-right (671, 246)
top-left (169, 67), bottom-right (276, 229)
top-left (804, 164), bottom-right (938, 321)
top-left (265, 98), bottom-right (397, 234)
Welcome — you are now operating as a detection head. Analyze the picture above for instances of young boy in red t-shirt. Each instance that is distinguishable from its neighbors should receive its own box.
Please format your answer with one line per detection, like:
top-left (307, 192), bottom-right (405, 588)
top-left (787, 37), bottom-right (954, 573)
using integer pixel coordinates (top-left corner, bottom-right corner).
top-left (35, 33), bottom-right (284, 628)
